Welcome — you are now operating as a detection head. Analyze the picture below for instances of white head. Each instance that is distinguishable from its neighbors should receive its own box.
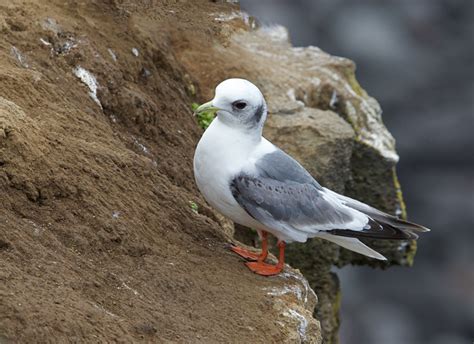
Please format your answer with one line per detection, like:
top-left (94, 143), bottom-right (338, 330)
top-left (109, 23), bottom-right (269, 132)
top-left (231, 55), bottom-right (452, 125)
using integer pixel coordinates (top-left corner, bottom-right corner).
top-left (195, 78), bottom-right (267, 130)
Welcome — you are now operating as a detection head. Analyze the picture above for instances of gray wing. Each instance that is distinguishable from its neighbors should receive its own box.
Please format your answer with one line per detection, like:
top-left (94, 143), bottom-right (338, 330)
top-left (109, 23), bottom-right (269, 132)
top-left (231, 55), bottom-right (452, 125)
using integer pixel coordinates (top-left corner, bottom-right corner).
top-left (230, 174), bottom-right (363, 242)
top-left (254, 150), bottom-right (321, 187)
top-left (230, 149), bottom-right (362, 242)
top-left (231, 149), bottom-right (419, 242)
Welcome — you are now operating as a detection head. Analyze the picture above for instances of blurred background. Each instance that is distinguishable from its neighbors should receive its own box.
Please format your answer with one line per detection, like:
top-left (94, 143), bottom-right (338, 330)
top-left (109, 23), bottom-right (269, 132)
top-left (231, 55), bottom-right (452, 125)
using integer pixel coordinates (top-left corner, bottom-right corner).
top-left (240, 1), bottom-right (474, 343)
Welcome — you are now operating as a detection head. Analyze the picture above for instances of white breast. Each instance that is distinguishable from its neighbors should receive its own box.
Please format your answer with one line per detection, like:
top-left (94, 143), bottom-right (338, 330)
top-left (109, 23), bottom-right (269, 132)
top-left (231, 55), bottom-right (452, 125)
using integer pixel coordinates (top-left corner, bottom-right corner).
top-left (193, 118), bottom-right (275, 229)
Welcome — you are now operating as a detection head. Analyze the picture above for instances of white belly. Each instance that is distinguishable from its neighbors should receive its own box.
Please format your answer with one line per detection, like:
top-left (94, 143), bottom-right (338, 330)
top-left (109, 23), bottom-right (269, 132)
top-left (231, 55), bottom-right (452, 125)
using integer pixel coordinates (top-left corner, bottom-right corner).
top-left (193, 119), bottom-right (271, 229)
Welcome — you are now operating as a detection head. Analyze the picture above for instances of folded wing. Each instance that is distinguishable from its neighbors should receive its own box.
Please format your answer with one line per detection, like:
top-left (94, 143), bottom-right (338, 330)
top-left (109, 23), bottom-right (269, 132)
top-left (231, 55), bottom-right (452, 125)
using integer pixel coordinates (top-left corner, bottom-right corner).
top-left (230, 149), bottom-right (429, 244)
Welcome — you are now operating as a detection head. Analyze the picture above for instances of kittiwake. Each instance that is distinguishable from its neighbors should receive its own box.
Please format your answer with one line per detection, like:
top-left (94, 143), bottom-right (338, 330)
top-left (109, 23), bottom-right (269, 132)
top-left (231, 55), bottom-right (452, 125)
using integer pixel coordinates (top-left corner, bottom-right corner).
top-left (193, 78), bottom-right (429, 276)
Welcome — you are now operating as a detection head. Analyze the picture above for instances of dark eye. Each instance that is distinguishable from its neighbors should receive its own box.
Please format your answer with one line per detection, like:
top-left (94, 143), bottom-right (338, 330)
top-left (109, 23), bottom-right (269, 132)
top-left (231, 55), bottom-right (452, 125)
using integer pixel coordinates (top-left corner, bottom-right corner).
top-left (233, 101), bottom-right (247, 110)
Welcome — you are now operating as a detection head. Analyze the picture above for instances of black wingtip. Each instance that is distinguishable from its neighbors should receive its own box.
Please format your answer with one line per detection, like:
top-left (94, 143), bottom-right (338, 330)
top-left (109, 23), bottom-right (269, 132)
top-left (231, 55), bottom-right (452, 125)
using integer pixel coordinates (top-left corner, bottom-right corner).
top-left (329, 218), bottom-right (423, 241)
top-left (389, 217), bottom-right (431, 233)
top-left (333, 191), bottom-right (431, 235)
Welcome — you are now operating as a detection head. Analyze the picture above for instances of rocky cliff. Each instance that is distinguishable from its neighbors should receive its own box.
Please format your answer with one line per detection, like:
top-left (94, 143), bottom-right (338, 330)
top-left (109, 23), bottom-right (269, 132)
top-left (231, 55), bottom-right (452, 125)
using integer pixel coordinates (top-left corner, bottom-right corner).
top-left (0, 1), bottom-right (415, 343)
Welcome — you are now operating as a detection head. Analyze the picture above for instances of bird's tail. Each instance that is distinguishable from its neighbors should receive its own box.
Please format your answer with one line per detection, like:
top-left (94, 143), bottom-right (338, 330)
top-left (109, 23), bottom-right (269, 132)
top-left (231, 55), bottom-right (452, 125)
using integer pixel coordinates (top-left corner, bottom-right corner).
top-left (323, 188), bottom-right (431, 240)
top-left (314, 232), bottom-right (387, 260)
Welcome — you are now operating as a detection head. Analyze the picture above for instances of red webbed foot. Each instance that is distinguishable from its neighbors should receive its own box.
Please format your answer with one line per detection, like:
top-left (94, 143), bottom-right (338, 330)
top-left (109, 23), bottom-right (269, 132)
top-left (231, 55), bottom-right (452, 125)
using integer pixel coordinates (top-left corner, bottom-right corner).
top-left (245, 261), bottom-right (284, 276)
top-left (244, 241), bottom-right (286, 276)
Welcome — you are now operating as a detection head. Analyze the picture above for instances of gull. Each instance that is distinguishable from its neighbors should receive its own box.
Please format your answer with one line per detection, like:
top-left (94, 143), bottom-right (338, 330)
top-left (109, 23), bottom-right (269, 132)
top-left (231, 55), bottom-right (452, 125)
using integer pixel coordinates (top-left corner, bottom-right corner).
top-left (193, 78), bottom-right (429, 276)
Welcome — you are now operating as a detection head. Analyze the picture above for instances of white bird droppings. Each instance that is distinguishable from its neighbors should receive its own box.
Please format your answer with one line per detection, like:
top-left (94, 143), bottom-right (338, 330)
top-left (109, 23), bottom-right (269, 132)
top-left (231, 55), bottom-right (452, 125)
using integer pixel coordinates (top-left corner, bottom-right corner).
top-left (11, 46), bottom-right (28, 68)
top-left (281, 271), bottom-right (315, 305)
top-left (41, 17), bottom-right (61, 35)
top-left (39, 38), bottom-right (51, 46)
top-left (92, 303), bottom-right (117, 317)
top-left (108, 48), bottom-right (117, 61)
top-left (213, 11), bottom-right (254, 28)
top-left (120, 281), bottom-right (139, 296)
top-left (283, 308), bottom-right (308, 342)
top-left (287, 88), bottom-right (296, 101)
top-left (133, 137), bottom-right (149, 154)
top-left (260, 24), bottom-right (289, 42)
top-left (329, 90), bottom-right (338, 109)
top-left (265, 285), bottom-right (303, 301)
top-left (73, 66), bottom-right (102, 108)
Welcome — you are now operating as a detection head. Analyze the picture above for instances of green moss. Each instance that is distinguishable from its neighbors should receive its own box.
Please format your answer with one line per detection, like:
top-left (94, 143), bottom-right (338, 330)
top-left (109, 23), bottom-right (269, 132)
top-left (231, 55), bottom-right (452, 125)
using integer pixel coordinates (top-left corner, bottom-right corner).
top-left (187, 83), bottom-right (196, 96)
top-left (346, 72), bottom-right (365, 97)
top-left (405, 240), bottom-right (417, 267)
top-left (191, 102), bottom-right (215, 129)
top-left (392, 167), bottom-right (407, 219)
top-left (390, 168), bottom-right (419, 265)
top-left (189, 200), bottom-right (199, 214)
top-left (343, 110), bottom-right (361, 136)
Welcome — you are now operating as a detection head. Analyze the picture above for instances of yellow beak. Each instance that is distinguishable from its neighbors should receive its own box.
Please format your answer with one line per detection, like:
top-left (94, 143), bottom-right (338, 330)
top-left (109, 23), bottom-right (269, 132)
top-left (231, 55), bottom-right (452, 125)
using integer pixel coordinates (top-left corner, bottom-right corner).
top-left (194, 101), bottom-right (220, 116)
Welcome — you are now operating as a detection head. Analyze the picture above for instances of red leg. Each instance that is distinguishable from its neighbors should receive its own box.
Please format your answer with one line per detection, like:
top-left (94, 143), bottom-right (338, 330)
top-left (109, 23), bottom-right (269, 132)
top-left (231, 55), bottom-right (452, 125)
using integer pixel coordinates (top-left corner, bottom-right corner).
top-left (230, 231), bottom-right (268, 261)
top-left (245, 241), bottom-right (286, 276)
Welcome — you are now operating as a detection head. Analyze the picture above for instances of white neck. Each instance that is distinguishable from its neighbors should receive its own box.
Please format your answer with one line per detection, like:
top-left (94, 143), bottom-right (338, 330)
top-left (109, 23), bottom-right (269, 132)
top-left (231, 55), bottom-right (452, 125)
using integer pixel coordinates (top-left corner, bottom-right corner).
top-left (211, 116), bottom-right (263, 145)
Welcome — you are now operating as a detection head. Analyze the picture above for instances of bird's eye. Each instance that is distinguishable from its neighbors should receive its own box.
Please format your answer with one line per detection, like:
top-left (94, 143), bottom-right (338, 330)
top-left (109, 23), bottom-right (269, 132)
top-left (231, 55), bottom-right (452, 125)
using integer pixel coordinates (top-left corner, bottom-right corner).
top-left (233, 101), bottom-right (247, 110)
